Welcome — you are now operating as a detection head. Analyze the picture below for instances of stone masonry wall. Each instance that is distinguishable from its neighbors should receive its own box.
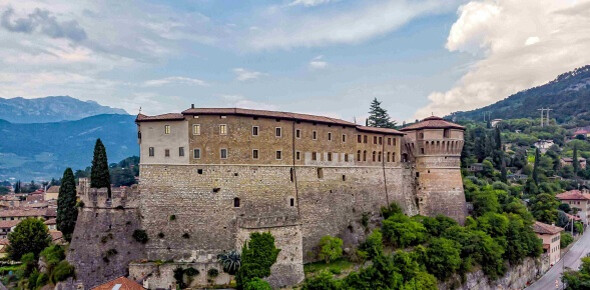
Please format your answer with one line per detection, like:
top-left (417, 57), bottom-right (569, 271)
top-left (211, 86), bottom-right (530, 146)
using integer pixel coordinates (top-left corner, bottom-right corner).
top-left (67, 187), bottom-right (145, 289)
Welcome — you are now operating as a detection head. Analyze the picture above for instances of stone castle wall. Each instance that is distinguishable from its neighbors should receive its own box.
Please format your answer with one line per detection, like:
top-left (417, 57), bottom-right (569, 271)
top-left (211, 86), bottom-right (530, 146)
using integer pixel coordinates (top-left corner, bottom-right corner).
top-left (67, 187), bottom-right (145, 289)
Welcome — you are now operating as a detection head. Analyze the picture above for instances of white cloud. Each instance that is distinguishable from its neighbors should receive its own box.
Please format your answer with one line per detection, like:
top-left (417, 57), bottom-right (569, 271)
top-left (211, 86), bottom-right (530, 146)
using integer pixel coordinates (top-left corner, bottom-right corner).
top-left (415, 0), bottom-right (590, 119)
top-left (232, 68), bottom-right (266, 81)
top-left (247, 0), bottom-right (457, 50)
top-left (289, 0), bottom-right (335, 7)
top-left (143, 76), bottom-right (209, 87)
top-left (309, 55), bottom-right (327, 69)
top-left (220, 95), bottom-right (278, 110)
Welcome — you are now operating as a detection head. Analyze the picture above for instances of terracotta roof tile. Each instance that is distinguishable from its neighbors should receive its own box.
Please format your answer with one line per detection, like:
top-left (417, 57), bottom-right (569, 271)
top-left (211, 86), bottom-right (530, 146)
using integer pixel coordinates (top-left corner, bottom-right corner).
top-left (0, 208), bottom-right (48, 218)
top-left (46, 186), bottom-right (60, 193)
top-left (0, 220), bottom-right (19, 228)
top-left (533, 221), bottom-right (563, 235)
top-left (135, 113), bottom-right (185, 122)
top-left (556, 190), bottom-right (590, 200)
top-left (400, 116), bottom-right (465, 131)
top-left (180, 108), bottom-right (357, 126)
top-left (49, 230), bottom-right (63, 242)
top-left (355, 126), bottom-right (404, 135)
top-left (91, 276), bottom-right (145, 290)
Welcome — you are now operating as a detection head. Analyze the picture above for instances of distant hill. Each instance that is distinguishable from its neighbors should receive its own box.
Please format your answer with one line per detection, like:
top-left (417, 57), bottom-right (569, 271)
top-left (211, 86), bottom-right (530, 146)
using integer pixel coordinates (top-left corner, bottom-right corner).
top-left (449, 65), bottom-right (590, 125)
top-left (0, 114), bottom-right (138, 181)
top-left (0, 96), bottom-right (128, 123)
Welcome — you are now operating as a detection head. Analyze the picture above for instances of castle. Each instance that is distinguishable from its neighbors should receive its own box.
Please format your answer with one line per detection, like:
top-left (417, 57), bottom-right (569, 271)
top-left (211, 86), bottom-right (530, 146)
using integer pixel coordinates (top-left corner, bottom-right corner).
top-left (68, 107), bottom-right (467, 289)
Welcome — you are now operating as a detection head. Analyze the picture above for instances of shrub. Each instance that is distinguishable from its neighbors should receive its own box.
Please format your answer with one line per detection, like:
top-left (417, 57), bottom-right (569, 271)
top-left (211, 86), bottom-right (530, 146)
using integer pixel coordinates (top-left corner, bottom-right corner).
top-left (51, 261), bottom-right (75, 283)
top-left (381, 202), bottom-right (402, 219)
top-left (236, 232), bottom-right (280, 288)
top-left (40, 245), bottom-right (65, 271)
top-left (244, 278), bottom-right (272, 290)
top-left (28, 269), bottom-right (40, 290)
top-left (173, 267), bottom-right (186, 289)
top-left (358, 230), bottom-right (383, 259)
top-left (218, 250), bottom-right (241, 275)
top-left (424, 238), bottom-right (461, 280)
top-left (318, 236), bottom-right (343, 264)
top-left (382, 214), bottom-right (426, 248)
top-left (302, 270), bottom-right (340, 290)
top-left (561, 233), bottom-right (574, 248)
top-left (36, 273), bottom-right (49, 288)
top-left (8, 218), bottom-right (51, 260)
top-left (208, 268), bottom-right (219, 277)
top-left (132, 229), bottom-right (149, 244)
top-left (185, 267), bottom-right (199, 277)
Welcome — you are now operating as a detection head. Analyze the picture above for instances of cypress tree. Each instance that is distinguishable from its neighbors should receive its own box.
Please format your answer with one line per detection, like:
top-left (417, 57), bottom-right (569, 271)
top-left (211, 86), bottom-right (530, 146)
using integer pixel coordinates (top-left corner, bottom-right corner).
top-left (532, 148), bottom-right (540, 185)
top-left (573, 145), bottom-right (580, 174)
top-left (91, 139), bottom-right (111, 193)
top-left (57, 168), bottom-right (78, 241)
top-left (367, 98), bottom-right (397, 129)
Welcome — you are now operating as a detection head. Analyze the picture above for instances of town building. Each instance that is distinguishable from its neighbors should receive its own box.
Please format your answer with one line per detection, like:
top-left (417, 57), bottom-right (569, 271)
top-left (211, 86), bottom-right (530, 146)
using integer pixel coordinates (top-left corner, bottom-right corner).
top-left (572, 126), bottom-right (590, 139)
top-left (560, 157), bottom-right (587, 169)
top-left (556, 190), bottom-right (590, 225)
top-left (92, 277), bottom-right (145, 290)
top-left (0, 207), bottom-right (56, 221)
top-left (0, 220), bottom-right (19, 239)
top-left (469, 163), bottom-right (484, 172)
top-left (491, 119), bottom-right (503, 127)
top-left (45, 186), bottom-right (60, 201)
top-left (533, 221), bottom-right (563, 266)
top-left (534, 139), bottom-right (555, 154)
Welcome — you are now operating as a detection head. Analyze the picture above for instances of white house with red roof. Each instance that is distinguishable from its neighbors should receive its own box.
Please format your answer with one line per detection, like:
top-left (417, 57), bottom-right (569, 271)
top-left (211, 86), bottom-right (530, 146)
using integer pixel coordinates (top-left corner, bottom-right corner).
top-left (556, 190), bottom-right (590, 226)
top-left (533, 221), bottom-right (564, 265)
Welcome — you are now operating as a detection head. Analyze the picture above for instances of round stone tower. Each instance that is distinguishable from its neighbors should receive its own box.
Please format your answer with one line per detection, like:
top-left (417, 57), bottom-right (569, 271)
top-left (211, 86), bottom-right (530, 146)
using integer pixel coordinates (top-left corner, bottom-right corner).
top-left (400, 116), bottom-right (467, 224)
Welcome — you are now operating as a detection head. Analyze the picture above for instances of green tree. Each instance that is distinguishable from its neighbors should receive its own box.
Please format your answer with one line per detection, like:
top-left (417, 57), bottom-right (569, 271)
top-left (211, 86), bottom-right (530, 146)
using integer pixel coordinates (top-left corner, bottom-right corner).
top-left (367, 98), bottom-right (396, 128)
top-left (424, 237), bottom-right (461, 280)
top-left (358, 230), bottom-right (384, 260)
top-left (7, 218), bottom-right (51, 260)
top-left (244, 278), bottom-right (272, 290)
top-left (562, 257), bottom-right (590, 289)
top-left (236, 232), bottom-right (280, 289)
top-left (57, 168), bottom-right (78, 241)
top-left (573, 145), bottom-right (580, 174)
top-left (318, 236), bottom-right (343, 264)
top-left (482, 160), bottom-right (494, 178)
top-left (532, 148), bottom-right (540, 184)
top-left (530, 193), bottom-right (559, 224)
top-left (302, 271), bottom-right (340, 290)
top-left (91, 139), bottom-right (111, 195)
top-left (382, 214), bottom-right (426, 248)
top-left (472, 189), bottom-right (501, 217)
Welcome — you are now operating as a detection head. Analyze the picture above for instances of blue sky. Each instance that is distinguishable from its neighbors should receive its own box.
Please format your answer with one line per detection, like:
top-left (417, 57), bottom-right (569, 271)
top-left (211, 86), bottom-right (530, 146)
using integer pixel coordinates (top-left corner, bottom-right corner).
top-left (1, 0), bottom-right (589, 122)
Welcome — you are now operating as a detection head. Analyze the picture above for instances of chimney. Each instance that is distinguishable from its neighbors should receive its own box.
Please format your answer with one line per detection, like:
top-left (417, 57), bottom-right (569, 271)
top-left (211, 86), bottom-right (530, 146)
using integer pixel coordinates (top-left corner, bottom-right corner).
top-left (191, 104), bottom-right (195, 109)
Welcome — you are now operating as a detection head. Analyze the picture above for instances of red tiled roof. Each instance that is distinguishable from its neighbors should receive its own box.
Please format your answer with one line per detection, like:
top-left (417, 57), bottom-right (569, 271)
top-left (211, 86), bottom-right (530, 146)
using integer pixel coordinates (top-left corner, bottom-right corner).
top-left (180, 107), bottom-right (357, 126)
top-left (400, 116), bottom-right (465, 131)
top-left (44, 218), bottom-right (56, 225)
top-left (556, 190), bottom-right (590, 200)
top-left (46, 186), bottom-right (60, 193)
top-left (356, 126), bottom-right (404, 135)
top-left (533, 221), bottom-right (564, 235)
top-left (0, 208), bottom-right (48, 218)
top-left (135, 113), bottom-right (185, 122)
top-left (91, 276), bottom-right (145, 290)
top-left (0, 220), bottom-right (19, 229)
top-left (49, 230), bottom-right (63, 242)
top-left (565, 213), bottom-right (582, 221)
top-left (0, 239), bottom-right (9, 246)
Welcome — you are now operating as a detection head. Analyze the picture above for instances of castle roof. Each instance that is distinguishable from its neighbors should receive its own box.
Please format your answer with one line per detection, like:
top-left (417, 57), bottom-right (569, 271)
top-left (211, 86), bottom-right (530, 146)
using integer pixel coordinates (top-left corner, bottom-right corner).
top-left (556, 190), bottom-right (590, 200)
top-left (137, 107), bottom-right (406, 135)
top-left (400, 116), bottom-right (465, 131)
top-left (91, 276), bottom-right (145, 290)
top-left (533, 221), bottom-right (563, 235)
top-left (46, 186), bottom-right (60, 193)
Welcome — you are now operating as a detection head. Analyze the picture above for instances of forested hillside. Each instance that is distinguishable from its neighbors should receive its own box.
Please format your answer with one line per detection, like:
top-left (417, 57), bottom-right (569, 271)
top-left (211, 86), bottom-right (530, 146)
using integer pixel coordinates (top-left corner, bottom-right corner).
top-left (450, 65), bottom-right (590, 125)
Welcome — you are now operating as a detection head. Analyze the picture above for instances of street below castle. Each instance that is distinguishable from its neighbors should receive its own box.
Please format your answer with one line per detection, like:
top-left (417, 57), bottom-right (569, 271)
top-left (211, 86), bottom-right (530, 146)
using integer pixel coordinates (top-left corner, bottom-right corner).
top-left (527, 230), bottom-right (590, 290)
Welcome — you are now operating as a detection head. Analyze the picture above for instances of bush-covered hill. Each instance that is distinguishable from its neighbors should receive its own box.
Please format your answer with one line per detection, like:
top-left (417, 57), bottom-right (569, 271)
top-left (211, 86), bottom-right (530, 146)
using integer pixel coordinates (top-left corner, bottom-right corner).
top-left (449, 65), bottom-right (590, 125)
top-left (0, 114), bottom-right (138, 181)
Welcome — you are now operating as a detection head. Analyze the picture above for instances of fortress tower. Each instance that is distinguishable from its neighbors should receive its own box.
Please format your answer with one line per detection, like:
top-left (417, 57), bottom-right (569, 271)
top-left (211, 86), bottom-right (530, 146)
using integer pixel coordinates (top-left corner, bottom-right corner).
top-left (400, 116), bottom-right (467, 224)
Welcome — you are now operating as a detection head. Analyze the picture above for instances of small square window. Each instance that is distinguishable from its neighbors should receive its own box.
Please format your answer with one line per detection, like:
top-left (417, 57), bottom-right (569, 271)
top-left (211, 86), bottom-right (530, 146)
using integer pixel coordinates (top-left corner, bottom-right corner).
top-left (193, 124), bottom-right (201, 135)
top-left (276, 127), bottom-right (282, 137)
top-left (252, 149), bottom-right (259, 159)
top-left (219, 124), bottom-right (228, 135)
top-left (312, 131), bottom-right (317, 140)
top-left (296, 151), bottom-right (301, 160)
top-left (165, 149), bottom-right (170, 157)
top-left (148, 147), bottom-right (155, 157)
top-left (276, 150), bottom-right (282, 160)
top-left (252, 126), bottom-right (259, 136)
top-left (220, 148), bottom-right (228, 159)
top-left (164, 125), bottom-right (170, 134)
top-left (296, 129), bottom-right (301, 138)
top-left (312, 152), bottom-right (317, 161)
top-left (193, 149), bottom-right (201, 159)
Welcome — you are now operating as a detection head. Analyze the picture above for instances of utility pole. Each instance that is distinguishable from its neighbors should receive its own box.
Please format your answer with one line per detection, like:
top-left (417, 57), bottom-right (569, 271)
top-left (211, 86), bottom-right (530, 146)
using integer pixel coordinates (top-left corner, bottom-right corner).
top-left (546, 108), bottom-right (553, 126)
top-left (538, 108), bottom-right (545, 127)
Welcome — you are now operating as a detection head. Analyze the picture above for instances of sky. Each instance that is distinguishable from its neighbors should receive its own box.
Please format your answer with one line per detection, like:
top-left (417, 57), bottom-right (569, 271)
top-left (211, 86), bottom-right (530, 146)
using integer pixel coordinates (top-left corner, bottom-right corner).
top-left (1, 0), bottom-right (589, 123)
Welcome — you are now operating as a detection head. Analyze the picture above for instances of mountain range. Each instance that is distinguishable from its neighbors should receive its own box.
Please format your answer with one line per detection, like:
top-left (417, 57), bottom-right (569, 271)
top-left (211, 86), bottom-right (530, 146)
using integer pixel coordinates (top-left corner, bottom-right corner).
top-left (0, 96), bottom-right (127, 123)
top-left (449, 65), bottom-right (590, 125)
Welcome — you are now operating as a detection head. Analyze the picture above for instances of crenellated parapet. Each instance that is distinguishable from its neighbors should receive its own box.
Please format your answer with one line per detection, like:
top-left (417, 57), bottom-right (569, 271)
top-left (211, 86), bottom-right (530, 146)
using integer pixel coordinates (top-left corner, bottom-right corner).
top-left (78, 182), bottom-right (140, 209)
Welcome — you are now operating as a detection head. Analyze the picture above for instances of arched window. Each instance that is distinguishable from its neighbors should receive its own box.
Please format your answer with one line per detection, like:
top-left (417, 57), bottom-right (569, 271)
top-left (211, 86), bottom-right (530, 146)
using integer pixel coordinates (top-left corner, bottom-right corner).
top-left (233, 197), bottom-right (240, 208)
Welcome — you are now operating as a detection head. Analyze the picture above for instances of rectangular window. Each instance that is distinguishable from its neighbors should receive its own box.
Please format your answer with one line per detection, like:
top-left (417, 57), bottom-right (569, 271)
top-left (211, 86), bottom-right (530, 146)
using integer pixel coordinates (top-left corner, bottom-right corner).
top-left (327, 152), bottom-right (332, 161)
top-left (317, 168), bottom-right (324, 179)
top-left (252, 149), bottom-right (259, 159)
top-left (357, 135), bottom-right (362, 143)
top-left (220, 148), bottom-right (228, 159)
top-left (193, 124), bottom-right (201, 135)
top-left (296, 129), bottom-right (301, 138)
top-left (296, 151), bottom-right (301, 160)
top-left (290, 198), bottom-right (295, 207)
top-left (193, 149), bottom-right (201, 159)
top-left (165, 149), bottom-right (170, 157)
top-left (328, 132), bottom-right (332, 141)
top-left (342, 134), bottom-right (346, 142)
top-left (276, 150), bottom-right (282, 160)
top-left (275, 127), bottom-right (282, 137)
top-left (393, 138), bottom-right (397, 146)
top-left (179, 147), bottom-right (185, 157)
top-left (149, 147), bottom-right (154, 157)
top-left (344, 154), bottom-right (349, 162)
top-left (312, 131), bottom-right (317, 140)
top-left (364, 135), bottom-right (368, 143)
top-left (219, 124), bottom-right (227, 135)
top-left (379, 137), bottom-right (383, 145)
top-left (252, 126), bottom-right (259, 136)
top-left (312, 152), bottom-right (317, 161)
top-left (373, 136), bottom-right (377, 144)
top-left (164, 125), bottom-right (170, 134)
top-left (388, 138), bottom-right (392, 145)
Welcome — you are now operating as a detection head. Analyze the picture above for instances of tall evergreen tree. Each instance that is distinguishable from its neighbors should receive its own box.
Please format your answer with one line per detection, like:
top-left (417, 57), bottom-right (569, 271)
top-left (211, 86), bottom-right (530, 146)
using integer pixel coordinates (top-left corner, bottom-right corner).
top-left (91, 139), bottom-right (111, 194)
top-left (573, 145), bottom-right (580, 174)
top-left (57, 168), bottom-right (78, 241)
top-left (532, 148), bottom-right (540, 185)
top-left (501, 145), bottom-right (508, 183)
top-left (14, 180), bottom-right (20, 193)
top-left (367, 98), bottom-right (397, 129)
